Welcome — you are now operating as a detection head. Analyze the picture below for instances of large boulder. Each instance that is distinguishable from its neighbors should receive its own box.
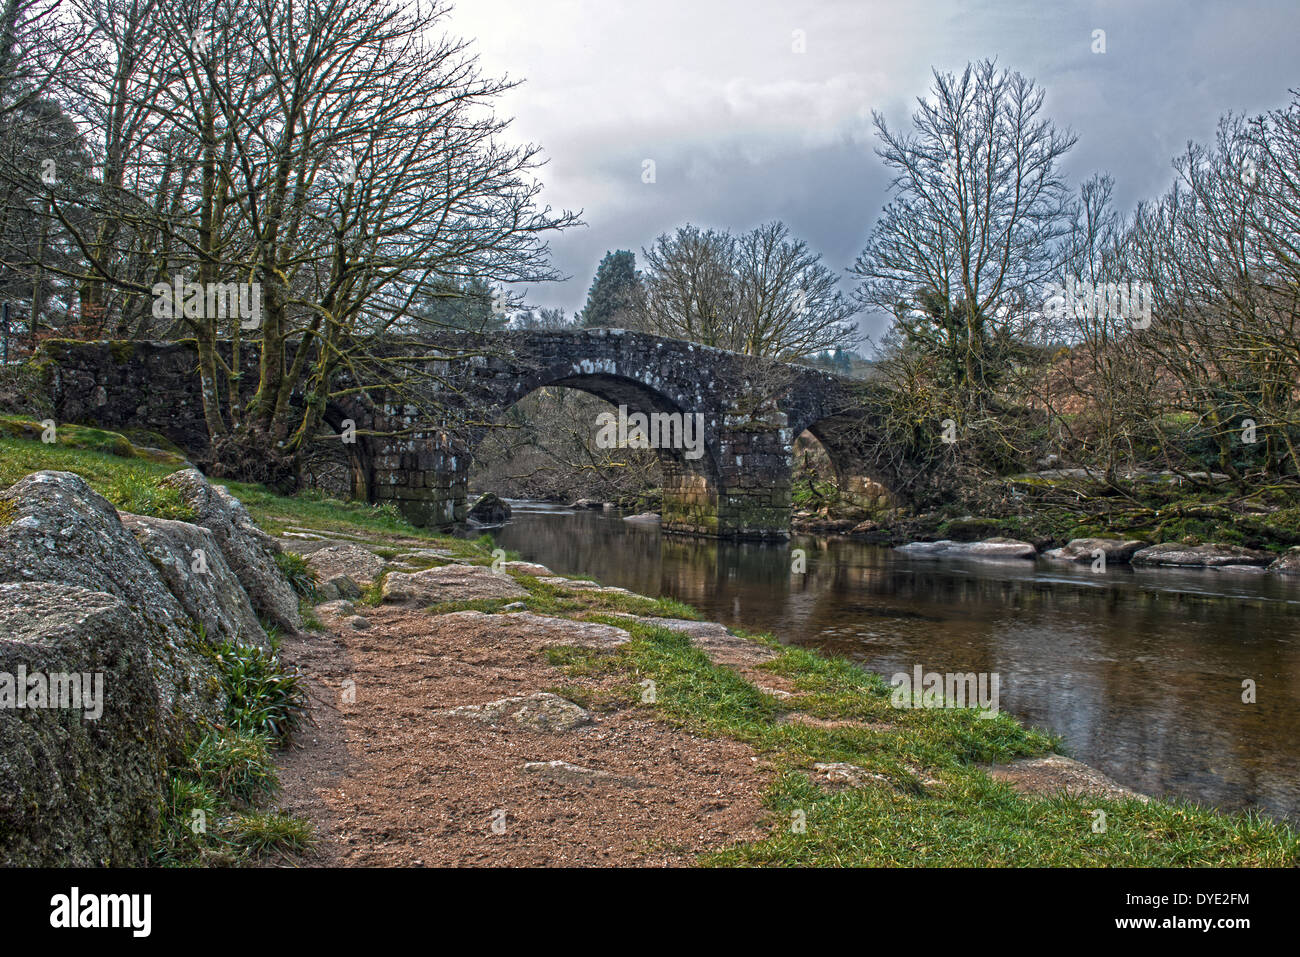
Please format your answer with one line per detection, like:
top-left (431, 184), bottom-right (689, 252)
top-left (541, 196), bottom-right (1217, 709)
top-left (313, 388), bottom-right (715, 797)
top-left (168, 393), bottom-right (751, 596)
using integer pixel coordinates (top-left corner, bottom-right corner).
top-left (1043, 538), bottom-right (1148, 564)
top-left (1130, 543), bottom-right (1274, 568)
top-left (468, 492), bottom-right (511, 524)
top-left (0, 471), bottom-right (223, 729)
top-left (303, 543), bottom-right (384, 601)
top-left (381, 564), bottom-right (526, 604)
top-left (0, 583), bottom-right (168, 866)
top-left (162, 469), bottom-right (302, 632)
top-left (121, 513), bottom-right (269, 649)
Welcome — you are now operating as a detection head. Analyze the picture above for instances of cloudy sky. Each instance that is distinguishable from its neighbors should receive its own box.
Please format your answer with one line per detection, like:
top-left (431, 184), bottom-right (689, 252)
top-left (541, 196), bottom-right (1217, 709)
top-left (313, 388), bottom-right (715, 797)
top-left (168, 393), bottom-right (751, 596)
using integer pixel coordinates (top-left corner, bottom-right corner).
top-left (442, 0), bottom-right (1300, 345)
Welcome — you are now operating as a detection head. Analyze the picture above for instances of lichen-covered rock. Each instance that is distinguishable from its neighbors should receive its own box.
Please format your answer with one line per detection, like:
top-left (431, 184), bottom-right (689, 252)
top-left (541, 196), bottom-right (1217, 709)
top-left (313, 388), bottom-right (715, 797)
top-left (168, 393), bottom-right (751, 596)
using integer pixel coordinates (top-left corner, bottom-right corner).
top-left (304, 543), bottom-right (384, 601)
top-left (468, 492), bottom-right (511, 524)
top-left (435, 611), bottom-right (631, 650)
top-left (122, 513), bottom-right (268, 649)
top-left (0, 471), bottom-right (223, 730)
top-left (813, 762), bottom-right (890, 788)
top-left (315, 599), bottom-right (357, 618)
top-left (0, 583), bottom-right (168, 866)
top-left (986, 754), bottom-right (1148, 802)
top-left (501, 561), bottom-right (553, 576)
top-left (1044, 538), bottom-right (1148, 564)
top-left (1130, 543), bottom-right (1273, 567)
top-left (162, 468), bottom-right (301, 632)
top-left (522, 760), bottom-right (643, 788)
top-left (381, 564), bottom-right (526, 604)
top-left (534, 576), bottom-right (631, 595)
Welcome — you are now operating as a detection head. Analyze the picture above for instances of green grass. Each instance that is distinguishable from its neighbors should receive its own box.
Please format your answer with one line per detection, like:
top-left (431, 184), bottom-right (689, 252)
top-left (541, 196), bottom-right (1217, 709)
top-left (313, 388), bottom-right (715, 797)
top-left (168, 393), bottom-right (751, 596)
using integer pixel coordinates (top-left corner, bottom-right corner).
top-left (0, 435), bottom-right (193, 519)
top-left (0, 425), bottom-right (480, 557)
top-left (547, 617), bottom-right (1299, 867)
top-left (705, 768), bottom-right (1297, 867)
top-left (154, 646), bottom-right (313, 866)
top-left (188, 728), bottom-right (281, 805)
top-left (229, 812), bottom-right (315, 856)
top-left (275, 550), bottom-right (320, 603)
top-left (217, 481), bottom-right (477, 555)
top-left (510, 573), bottom-right (703, 619)
top-left (211, 640), bottom-right (309, 745)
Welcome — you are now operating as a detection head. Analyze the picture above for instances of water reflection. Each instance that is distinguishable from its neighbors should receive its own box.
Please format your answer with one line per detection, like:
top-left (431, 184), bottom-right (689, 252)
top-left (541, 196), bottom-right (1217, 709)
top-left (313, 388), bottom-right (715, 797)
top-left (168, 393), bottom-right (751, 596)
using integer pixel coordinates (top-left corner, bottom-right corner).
top-left (469, 502), bottom-right (1300, 820)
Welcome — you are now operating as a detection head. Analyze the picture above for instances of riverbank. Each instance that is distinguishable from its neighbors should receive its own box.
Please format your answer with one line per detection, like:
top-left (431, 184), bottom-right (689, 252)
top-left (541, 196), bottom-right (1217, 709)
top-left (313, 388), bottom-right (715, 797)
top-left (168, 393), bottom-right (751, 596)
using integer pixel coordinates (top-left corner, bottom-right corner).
top-left (268, 519), bottom-right (1297, 864)
top-left (3, 430), bottom-right (1297, 865)
top-left (791, 469), bottom-right (1300, 557)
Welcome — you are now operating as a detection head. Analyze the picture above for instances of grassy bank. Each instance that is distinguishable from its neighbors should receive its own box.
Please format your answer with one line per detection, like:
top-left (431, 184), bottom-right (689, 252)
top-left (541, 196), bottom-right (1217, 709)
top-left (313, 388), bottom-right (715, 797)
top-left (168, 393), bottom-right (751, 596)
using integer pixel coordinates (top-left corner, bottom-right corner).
top-left (552, 625), bottom-right (1296, 865)
top-left (2, 429), bottom-right (1296, 866)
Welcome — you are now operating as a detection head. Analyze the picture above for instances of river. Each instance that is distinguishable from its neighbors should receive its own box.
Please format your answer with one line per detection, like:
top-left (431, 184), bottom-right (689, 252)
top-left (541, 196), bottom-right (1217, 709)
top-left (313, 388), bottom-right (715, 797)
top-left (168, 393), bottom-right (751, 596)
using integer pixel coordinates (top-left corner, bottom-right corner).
top-left (468, 501), bottom-right (1300, 820)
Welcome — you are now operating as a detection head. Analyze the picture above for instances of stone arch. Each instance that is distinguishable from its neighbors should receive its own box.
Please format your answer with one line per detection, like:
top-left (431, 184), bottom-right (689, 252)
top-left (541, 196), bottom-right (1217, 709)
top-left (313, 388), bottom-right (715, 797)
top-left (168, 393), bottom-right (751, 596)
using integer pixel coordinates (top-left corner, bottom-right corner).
top-left (40, 334), bottom-right (921, 539)
top-left (322, 400), bottom-right (378, 505)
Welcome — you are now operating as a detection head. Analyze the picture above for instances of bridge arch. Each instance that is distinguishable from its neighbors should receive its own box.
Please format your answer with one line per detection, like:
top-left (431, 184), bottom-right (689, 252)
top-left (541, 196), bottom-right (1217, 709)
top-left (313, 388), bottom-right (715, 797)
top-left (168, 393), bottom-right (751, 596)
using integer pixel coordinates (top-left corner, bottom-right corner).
top-left (321, 399), bottom-right (378, 505)
top-left (472, 360), bottom-right (724, 535)
top-left (802, 419), bottom-right (896, 511)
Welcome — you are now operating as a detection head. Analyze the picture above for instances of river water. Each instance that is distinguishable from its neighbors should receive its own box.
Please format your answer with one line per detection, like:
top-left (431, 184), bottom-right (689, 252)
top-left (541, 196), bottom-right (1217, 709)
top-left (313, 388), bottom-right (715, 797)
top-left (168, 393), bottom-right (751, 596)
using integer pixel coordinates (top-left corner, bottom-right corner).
top-left (469, 501), bottom-right (1300, 820)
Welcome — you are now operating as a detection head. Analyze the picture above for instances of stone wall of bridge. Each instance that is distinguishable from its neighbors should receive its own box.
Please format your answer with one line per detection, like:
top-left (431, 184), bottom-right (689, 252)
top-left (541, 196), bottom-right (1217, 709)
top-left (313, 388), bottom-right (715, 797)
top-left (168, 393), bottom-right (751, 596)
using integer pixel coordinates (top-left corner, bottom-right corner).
top-left (36, 333), bottom-right (902, 539)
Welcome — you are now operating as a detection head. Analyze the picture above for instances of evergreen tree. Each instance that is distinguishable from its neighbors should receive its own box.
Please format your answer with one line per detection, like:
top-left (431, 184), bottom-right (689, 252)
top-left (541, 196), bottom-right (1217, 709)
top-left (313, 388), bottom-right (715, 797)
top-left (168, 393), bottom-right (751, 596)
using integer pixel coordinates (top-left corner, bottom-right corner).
top-left (412, 277), bottom-right (506, 333)
top-left (579, 250), bottom-right (642, 328)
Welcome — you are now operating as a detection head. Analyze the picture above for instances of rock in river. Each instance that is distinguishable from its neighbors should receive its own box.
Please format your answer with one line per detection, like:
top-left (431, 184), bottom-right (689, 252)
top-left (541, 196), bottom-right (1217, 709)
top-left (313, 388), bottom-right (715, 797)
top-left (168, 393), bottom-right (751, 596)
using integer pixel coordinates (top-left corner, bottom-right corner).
top-left (896, 538), bottom-right (1036, 560)
top-left (1130, 543), bottom-right (1273, 568)
top-left (1043, 538), bottom-right (1147, 564)
top-left (468, 492), bottom-right (511, 524)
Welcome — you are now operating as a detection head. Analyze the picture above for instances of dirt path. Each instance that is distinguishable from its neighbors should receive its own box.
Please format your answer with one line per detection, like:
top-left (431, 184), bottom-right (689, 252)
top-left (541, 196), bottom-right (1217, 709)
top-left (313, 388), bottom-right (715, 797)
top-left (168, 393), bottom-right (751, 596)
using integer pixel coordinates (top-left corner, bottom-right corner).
top-left (273, 603), bottom-right (771, 866)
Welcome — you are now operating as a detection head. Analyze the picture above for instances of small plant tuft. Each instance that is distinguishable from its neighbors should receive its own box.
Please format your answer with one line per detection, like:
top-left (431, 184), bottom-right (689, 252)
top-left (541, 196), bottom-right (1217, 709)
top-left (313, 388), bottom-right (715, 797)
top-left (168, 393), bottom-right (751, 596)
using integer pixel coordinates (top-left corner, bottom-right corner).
top-left (213, 640), bottom-right (309, 744)
top-left (275, 550), bottom-right (319, 602)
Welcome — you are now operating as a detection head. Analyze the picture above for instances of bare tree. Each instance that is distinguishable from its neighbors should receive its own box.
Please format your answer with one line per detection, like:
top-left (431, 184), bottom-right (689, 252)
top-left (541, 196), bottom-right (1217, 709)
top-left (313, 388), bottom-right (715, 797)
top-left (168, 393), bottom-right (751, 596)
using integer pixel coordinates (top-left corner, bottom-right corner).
top-left (638, 221), bottom-right (857, 360)
top-left (28, 0), bottom-right (578, 484)
top-left (1031, 173), bottom-right (1160, 479)
top-left (852, 59), bottom-right (1076, 411)
top-left (1125, 108), bottom-right (1300, 482)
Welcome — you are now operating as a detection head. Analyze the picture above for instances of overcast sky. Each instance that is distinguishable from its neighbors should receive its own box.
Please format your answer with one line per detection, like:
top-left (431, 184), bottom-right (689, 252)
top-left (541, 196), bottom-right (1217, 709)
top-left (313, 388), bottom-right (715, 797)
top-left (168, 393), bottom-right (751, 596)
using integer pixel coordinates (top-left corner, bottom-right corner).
top-left (442, 0), bottom-right (1300, 345)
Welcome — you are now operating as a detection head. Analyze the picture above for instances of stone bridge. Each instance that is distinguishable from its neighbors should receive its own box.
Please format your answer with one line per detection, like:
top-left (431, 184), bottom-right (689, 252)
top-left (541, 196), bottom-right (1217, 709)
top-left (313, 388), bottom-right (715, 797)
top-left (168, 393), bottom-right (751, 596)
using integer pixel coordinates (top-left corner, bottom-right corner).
top-left (42, 330), bottom-right (905, 539)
